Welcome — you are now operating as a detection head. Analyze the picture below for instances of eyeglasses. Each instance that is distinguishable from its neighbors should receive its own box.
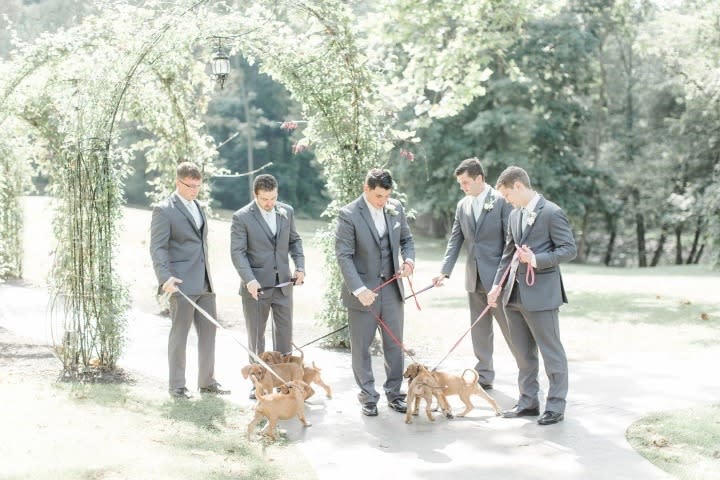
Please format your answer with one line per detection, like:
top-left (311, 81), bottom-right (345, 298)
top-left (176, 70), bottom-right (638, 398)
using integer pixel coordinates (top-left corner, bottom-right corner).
top-left (178, 179), bottom-right (202, 190)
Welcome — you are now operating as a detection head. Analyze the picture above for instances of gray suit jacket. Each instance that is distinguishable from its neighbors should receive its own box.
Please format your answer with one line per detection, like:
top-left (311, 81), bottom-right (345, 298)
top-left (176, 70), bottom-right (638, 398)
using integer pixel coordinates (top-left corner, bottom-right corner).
top-left (150, 193), bottom-right (213, 295)
top-left (230, 201), bottom-right (304, 297)
top-left (335, 195), bottom-right (415, 311)
top-left (493, 196), bottom-right (576, 311)
top-left (439, 188), bottom-right (512, 292)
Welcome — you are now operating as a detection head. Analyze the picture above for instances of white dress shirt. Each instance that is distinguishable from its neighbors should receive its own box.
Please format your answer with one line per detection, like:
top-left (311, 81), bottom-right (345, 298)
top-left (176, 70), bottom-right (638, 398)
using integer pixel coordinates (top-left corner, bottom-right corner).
top-left (175, 192), bottom-right (202, 229)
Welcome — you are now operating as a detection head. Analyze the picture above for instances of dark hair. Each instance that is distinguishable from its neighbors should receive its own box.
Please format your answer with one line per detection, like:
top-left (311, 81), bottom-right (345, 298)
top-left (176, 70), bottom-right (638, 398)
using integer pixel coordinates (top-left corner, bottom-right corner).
top-left (365, 168), bottom-right (393, 190)
top-left (495, 166), bottom-right (532, 189)
top-left (454, 157), bottom-right (485, 180)
top-left (176, 161), bottom-right (202, 180)
top-left (253, 174), bottom-right (278, 194)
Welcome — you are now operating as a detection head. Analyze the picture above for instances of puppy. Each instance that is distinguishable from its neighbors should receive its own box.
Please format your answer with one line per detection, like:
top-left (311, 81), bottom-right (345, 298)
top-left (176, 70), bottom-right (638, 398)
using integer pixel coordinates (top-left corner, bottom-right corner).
top-left (247, 379), bottom-right (311, 441)
top-left (403, 364), bottom-right (444, 424)
top-left (432, 368), bottom-right (501, 417)
top-left (241, 363), bottom-right (304, 396)
top-left (302, 361), bottom-right (332, 399)
top-left (403, 362), bottom-right (501, 418)
top-left (258, 348), bottom-right (304, 366)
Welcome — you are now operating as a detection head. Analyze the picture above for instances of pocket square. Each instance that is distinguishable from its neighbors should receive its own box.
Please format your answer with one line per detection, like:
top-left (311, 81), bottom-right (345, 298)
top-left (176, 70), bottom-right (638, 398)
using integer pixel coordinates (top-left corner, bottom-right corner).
top-left (393, 221), bottom-right (400, 230)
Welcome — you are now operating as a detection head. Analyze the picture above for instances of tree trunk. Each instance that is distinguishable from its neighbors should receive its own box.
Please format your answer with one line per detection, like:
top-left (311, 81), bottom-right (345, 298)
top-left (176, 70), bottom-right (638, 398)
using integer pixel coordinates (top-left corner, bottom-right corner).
top-left (674, 225), bottom-right (684, 265)
top-left (636, 212), bottom-right (647, 267)
top-left (650, 230), bottom-right (666, 267)
top-left (240, 73), bottom-right (254, 201)
top-left (604, 214), bottom-right (616, 266)
top-left (686, 219), bottom-right (702, 264)
top-left (693, 244), bottom-right (704, 264)
top-left (575, 209), bottom-right (590, 263)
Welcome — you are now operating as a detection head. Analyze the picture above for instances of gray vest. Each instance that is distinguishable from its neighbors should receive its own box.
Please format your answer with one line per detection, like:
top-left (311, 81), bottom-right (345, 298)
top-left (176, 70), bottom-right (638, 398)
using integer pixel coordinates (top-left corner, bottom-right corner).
top-left (379, 230), bottom-right (393, 279)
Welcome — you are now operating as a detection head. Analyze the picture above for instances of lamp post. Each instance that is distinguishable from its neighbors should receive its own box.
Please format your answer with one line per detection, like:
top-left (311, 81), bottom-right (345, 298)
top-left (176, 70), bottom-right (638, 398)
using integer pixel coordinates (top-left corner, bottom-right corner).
top-left (210, 37), bottom-right (230, 89)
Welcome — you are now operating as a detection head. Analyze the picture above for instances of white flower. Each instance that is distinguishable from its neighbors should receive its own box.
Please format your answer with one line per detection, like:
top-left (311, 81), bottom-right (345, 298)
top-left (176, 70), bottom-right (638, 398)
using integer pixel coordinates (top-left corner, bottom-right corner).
top-left (526, 211), bottom-right (537, 226)
top-left (276, 207), bottom-right (288, 218)
top-left (483, 194), bottom-right (496, 211)
top-left (385, 204), bottom-right (399, 216)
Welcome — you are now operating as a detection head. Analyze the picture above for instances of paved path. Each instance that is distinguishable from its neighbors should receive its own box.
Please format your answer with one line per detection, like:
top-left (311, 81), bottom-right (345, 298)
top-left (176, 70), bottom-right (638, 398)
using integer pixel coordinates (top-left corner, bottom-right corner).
top-left (2, 283), bottom-right (718, 480)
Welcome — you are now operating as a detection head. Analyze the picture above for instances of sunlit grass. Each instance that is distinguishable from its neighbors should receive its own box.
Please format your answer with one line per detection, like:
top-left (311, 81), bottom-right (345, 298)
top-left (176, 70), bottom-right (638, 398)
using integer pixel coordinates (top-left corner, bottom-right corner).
top-left (563, 292), bottom-right (719, 327)
top-left (627, 404), bottom-right (720, 480)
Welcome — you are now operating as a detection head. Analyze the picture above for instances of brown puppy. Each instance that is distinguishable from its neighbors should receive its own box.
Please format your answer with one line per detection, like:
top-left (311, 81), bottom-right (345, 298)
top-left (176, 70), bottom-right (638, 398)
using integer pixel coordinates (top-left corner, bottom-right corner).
top-left (403, 364), bottom-right (444, 424)
top-left (258, 346), bottom-right (304, 366)
top-left (241, 363), bottom-right (304, 395)
top-left (302, 361), bottom-right (333, 399)
top-left (404, 362), bottom-right (501, 418)
top-left (247, 379), bottom-right (311, 441)
top-left (432, 368), bottom-right (501, 417)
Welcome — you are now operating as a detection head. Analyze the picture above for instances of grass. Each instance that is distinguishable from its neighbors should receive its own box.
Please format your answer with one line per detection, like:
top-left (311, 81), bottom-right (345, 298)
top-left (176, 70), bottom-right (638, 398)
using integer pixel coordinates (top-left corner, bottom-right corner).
top-left (60, 382), bottom-right (288, 480)
top-left (563, 292), bottom-right (719, 328)
top-left (627, 404), bottom-right (720, 480)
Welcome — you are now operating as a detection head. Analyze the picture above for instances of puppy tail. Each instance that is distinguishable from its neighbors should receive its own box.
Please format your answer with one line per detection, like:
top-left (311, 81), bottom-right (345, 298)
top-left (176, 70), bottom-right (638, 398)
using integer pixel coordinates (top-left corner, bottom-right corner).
top-left (462, 369), bottom-right (479, 386)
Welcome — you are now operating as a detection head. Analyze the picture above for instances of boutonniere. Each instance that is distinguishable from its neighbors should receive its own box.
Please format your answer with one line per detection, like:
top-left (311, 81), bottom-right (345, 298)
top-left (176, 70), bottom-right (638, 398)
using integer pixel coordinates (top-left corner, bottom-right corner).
top-left (483, 193), bottom-right (496, 211)
top-left (275, 206), bottom-right (288, 219)
top-left (385, 204), bottom-right (399, 216)
top-left (526, 210), bottom-right (537, 226)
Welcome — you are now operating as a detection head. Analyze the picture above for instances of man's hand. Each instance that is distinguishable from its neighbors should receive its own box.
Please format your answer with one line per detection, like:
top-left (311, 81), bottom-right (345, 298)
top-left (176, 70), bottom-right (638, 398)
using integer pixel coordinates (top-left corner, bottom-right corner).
top-left (247, 280), bottom-right (261, 300)
top-left (399, 261), bottom-right (414, 278)
top-left (162, 276), bottom-right (182, 293)
top-left (516, 244), bottom-right (535, 264)
top-left (487, 285), bottom-right (502, 308)
top-left (293, 271), bottom-right (305, 285)
top-left (431, 274), bottom-right (446, 287)
top-left (357, 289), bottom-right (377, 307)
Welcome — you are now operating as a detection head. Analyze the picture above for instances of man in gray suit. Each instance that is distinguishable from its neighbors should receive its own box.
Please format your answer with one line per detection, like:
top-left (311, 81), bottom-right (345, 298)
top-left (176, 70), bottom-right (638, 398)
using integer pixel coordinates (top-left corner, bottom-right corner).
top-left (488, 165), bottom-right (576, 425)
top-left (150, 161), bottom-right (228, 399)
top-left (432, 157), bottom-right (514, 389)
top-left (335, 168), bottom-right (416, 416)
top-left (230, 174), bottom-right (305, 397)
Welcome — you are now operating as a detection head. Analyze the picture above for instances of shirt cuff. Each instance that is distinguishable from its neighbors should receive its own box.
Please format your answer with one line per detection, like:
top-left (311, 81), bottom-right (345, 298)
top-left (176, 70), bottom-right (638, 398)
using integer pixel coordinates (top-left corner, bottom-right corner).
top-left (353, 286), bottom-right (368, 297)
top-left (247, 279), bottom-right (260, 289)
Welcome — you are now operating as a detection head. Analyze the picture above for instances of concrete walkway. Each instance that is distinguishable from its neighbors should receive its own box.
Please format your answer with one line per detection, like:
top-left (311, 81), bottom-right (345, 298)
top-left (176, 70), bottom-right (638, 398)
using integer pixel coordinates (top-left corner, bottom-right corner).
top-left (2, 282), bottom-right (718, 480)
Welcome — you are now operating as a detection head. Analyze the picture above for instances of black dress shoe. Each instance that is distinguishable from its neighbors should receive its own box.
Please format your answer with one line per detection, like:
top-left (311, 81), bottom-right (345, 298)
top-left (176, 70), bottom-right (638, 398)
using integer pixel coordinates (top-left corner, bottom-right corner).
top-left (170, 387), bottom-right (192, 400)
top-left (479, 383), bottom-right (493, 390)
top-left (199, 383), bottom-right (231, 395)
top-left (537, 411), bottom-right (564, 425)
top-left (388, 398), bottom-right (408, 413)
top-left (362, 403), bottom-right (378, 416)
top-left (501, 405), bottom-right (540, 418)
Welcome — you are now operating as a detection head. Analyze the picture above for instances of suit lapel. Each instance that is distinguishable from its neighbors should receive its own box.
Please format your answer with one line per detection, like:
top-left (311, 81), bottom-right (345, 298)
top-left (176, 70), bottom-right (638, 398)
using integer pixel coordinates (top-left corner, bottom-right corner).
top-left (250, 203), bottom-right (276, 243)
top-left (358, 197), bottom-right (381, 247)
top-left (474, 188), bottom-right (496, 236)
top-left (519, 196), bottom-right (545, 244)
top-left (173, 194), bottom-right (201, 236)
top-left (461, 196), bottom-right (476, 232)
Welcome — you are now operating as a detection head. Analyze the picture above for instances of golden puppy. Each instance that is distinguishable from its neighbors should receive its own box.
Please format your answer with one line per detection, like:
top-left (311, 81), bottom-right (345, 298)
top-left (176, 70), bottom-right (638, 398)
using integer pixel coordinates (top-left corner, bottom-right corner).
top-left (258, 346), bottom-right (304, 366)
top-left (403, 362), bottom-right (501, 418)
top-left (302, 361), bottom-right (333, 399)
top-left (403, 364), bottom-right (444, 424)
top-left (247, 380), bottom-right (311, 441)
top-left (241, 363), bottom-right (304, 395)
